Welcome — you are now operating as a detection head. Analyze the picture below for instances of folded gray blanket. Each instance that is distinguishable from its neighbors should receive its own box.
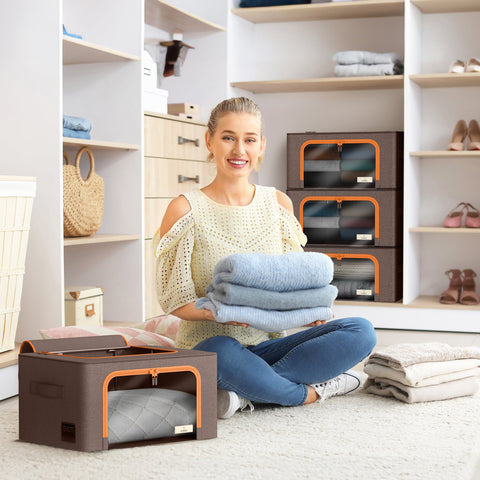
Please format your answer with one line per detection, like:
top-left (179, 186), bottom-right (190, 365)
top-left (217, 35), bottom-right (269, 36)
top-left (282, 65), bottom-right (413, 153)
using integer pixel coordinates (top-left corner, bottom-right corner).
top-left (367, 343), bottom-right (480, 369)
top-left (334, 62), bottom-right (403, 77)
top-left (212, 252), bottom-right (334, 291)
top-left (195, 297), bottom-right (333, 332)
top-left (206, 282), bottom-right (337, 311)
top-left (333, 50), bottom-right (402, 65)
top-left (365, 376), bottom-right (479, 404)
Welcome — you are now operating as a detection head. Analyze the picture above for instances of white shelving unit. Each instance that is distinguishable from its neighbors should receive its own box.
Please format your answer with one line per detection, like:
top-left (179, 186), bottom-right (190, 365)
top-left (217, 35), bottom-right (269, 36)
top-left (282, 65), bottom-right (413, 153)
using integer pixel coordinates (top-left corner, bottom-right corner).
top-left (0, 0), bottom-right (143, 399)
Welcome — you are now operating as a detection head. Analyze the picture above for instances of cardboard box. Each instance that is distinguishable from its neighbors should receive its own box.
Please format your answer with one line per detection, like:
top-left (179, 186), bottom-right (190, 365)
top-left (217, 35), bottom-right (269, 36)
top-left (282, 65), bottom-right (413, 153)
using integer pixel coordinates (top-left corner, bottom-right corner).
top-left (64, 286), bottom-right (104, 326)
top-left (168, 103), bottom-right (199, 118)
top-left (19, 335), bottom-right (217, 451)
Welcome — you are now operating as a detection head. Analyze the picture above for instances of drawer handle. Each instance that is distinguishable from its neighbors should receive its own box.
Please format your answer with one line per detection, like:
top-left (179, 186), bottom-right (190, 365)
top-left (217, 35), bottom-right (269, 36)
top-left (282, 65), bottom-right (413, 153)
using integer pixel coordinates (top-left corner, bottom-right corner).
top-left (178, 174), bottom-right (200, 184)
top-left (178, 136), bottom-right (200, 147)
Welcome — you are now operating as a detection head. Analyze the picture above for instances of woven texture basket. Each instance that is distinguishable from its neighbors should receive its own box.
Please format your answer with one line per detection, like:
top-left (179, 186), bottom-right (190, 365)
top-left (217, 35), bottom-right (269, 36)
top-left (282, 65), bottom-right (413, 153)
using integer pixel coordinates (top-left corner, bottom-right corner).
top-left (0, 176), bottom-right (35, 352)
top-left (63, 147), bottom-right (104, 237)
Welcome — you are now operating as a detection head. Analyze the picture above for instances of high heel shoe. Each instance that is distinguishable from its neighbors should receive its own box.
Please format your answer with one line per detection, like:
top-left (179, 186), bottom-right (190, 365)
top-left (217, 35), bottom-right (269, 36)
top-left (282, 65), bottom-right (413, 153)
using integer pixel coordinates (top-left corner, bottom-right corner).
top-left (447, 120), bottom-right (468, 151)
top-left (466, 58), bottom-right (480, 73)
top-left (443, 202), bottom-right (466, 227)
top-left (465, 203), bottom-right (480, 228)
top-left (449, 59), bottom-right (465, 74)
top-left (467, 119), bottom-right (480, 150)
top-left (439, 269), bottom-right (462, 304)
top-left (459, 269), bottom-right (480, 305)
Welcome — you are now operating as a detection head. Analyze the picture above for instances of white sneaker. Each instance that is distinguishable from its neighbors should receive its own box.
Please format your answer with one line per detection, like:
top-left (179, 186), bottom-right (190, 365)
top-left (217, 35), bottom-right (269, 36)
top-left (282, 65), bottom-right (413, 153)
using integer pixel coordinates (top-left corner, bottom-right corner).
top-left (217, 389), bottom-right (254, 419)
top-left (310, 369), bottom-right (363, 402)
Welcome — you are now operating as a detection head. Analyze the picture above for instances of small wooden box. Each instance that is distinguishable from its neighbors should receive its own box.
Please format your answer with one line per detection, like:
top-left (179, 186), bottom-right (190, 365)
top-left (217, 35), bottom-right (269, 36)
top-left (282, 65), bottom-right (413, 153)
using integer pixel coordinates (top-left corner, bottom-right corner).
top-left (65, 286), bottom-right (104, 326)
top-left (168, 103), bottom-right (199, 119)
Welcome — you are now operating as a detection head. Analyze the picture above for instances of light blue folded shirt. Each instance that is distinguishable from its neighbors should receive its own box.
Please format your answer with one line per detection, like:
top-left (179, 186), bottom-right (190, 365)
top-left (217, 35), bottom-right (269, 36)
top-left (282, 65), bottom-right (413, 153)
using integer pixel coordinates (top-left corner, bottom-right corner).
top-left (63, 115), bottom-right (92, 132)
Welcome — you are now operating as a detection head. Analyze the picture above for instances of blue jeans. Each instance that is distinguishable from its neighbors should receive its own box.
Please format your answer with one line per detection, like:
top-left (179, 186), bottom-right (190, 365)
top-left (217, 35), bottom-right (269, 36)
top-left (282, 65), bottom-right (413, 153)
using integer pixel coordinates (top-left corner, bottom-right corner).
top-left (193, 317), bottom-right (376, 406)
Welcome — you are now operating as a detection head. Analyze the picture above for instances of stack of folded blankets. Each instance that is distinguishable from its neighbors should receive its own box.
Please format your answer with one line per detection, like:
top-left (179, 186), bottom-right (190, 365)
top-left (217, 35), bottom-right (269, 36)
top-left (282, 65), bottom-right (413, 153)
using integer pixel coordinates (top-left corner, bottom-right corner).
top-left (195, 252), bottom-right (338, 332)
top-left (364, 342), bottom-right (480, 403)
top-left (63, 114), bottom-right (93, 140)
top-left (333, 50), bottom-right (404, 77)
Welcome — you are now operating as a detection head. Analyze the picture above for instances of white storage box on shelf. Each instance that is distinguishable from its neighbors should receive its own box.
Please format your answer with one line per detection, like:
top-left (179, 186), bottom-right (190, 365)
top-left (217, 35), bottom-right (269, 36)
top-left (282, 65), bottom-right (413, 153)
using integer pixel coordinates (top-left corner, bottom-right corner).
top-left (144, 88), bottom-right (169, 114)
top-left (64, 286), bottom-right (104, 327)
top-left (0, 176), bottom-right (36, 352)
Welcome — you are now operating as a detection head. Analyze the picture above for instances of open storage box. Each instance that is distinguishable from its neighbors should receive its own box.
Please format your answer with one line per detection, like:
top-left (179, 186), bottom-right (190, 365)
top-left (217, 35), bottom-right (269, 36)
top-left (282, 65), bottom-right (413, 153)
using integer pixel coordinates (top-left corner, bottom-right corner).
top-left (18, 335), bottom-right (217, 451)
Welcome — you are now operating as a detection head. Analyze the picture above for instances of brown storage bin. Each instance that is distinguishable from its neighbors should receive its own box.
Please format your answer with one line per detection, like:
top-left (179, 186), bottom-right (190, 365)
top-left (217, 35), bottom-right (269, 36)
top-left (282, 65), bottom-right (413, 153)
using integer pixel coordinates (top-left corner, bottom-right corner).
top-left (19, 336), bottom-right (217, 451)
top-left (306, 246), bottom-right (402, 303)
top-left (288, 189), bottom-right (403, 247)
top-left (287, 131), bottom-right (403, 190)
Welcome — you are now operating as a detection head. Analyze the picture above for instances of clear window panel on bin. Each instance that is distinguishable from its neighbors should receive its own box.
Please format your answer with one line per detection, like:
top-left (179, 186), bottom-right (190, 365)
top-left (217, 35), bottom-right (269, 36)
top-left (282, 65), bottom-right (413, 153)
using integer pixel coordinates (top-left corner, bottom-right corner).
top-left (331, 257), bottom-right (375, 301)
top-left (303, 142), bottom-right (376, 188)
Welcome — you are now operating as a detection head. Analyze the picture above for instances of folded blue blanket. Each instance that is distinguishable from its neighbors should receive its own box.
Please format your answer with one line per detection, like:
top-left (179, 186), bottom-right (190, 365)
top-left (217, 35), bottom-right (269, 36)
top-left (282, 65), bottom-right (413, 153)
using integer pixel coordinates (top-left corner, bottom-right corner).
top-left (195, 297), bottom-right (333, 332)
top-left (212, 252), bottom-right (334, 291)
top-left (63, 115), bottom-right (92, 132)
top-left (206, 282), bottom-right (337, 311)
top-left (63, 127), bottom-right (91, 139)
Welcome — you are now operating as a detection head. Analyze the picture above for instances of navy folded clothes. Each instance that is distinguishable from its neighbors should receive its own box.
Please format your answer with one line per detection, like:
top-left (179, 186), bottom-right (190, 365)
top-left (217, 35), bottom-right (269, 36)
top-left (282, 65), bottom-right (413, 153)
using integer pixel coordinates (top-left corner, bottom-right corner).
top-left (63, 127), bottom-right (91, 139)
top-left (195, 297), bottom-right (333, 332)
top-left (206, 282), bottom-right (338, 311)
top-left (212, 252), bottom-right (334, 291)
top-left (63, 115), bottom-right (92, 132)
top-left (332, 279), bottom-right (375, 299)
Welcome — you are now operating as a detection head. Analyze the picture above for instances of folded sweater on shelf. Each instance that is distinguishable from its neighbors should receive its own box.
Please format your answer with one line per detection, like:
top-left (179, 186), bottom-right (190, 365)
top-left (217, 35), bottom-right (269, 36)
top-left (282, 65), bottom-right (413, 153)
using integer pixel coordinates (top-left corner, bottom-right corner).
top-left (63, 115), bottom-right (92, 132)
top-left (334, 62), bottom-right (403, 77)
top-left (333, 50), bottom-right (402, 66)
top-left (63, 127), bottom-right (91, 140)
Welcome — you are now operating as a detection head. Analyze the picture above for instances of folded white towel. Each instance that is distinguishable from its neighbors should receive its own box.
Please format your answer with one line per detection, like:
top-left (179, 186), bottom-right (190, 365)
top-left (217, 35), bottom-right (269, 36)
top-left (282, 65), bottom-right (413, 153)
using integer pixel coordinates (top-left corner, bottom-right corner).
top-left (367, 343), bottom-right (480, 369)
top-left (365, 376), bottom-right (479, 403)
top-left (364, 359), bottom-right (480, 387)
top-left (333, 50), bottom-right (402, 65)
top-left (334, 63), bottom-right (403, 77)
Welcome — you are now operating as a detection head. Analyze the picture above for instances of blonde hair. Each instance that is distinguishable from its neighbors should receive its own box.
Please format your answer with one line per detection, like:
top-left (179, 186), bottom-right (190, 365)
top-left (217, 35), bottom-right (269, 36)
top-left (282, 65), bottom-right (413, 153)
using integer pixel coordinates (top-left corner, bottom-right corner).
top-left (206, 97), bottom-right (265, 169)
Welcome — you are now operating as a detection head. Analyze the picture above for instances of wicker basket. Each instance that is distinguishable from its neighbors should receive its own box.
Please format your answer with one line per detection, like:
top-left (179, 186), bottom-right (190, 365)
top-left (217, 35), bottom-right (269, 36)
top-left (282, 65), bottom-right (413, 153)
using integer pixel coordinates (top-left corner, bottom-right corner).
top-left (0, 176), bottom-right (36, 352)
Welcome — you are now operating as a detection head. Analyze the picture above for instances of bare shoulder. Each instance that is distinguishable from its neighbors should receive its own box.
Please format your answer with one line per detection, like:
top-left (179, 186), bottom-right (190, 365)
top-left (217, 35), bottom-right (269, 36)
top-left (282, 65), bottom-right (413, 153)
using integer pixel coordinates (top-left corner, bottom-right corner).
top-left (275, 189), bottom-right (294, 214)
top-left (159, 195), bottom-right (191, 237)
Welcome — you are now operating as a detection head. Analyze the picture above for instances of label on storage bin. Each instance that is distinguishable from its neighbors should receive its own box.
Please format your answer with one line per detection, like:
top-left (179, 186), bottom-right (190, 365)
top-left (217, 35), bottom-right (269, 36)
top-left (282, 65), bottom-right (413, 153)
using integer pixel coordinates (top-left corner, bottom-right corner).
top-left (175, 424), bottom-right (194, 434)
top-left (356, 234), bottom-right (372, 240)
top-left (356, 289), bottom-right (372, 296)
top-left (357, 176), bottom-right (373, 183)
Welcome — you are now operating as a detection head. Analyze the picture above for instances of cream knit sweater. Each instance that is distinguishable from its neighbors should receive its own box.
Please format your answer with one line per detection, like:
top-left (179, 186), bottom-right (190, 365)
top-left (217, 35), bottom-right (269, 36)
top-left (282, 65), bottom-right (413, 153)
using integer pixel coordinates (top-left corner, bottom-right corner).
top-left (153, 185), bottom-right (307, 349)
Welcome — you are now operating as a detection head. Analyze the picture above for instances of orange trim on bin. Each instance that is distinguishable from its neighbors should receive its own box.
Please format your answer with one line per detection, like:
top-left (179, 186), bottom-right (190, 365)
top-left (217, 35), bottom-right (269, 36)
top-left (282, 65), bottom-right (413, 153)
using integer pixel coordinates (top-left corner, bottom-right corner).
top-left (299, 196), bottom-right (380, 239)
top-left (102, 366), bottom-right (203, 441)
top-left (299, 139), bottom-right (380, 182)
top-left (326, 253), bottom-right (379, 294)
top-left (20, 340), bottom-right (36, 353)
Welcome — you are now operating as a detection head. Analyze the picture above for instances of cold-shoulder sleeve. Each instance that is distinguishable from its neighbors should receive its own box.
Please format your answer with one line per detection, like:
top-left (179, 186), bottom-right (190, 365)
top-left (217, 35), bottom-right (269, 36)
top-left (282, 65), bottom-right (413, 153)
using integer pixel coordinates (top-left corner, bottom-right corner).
top-left (152, 211), bottom-right (197, 314)
top-left (278, 206), bottom-right (308, 252)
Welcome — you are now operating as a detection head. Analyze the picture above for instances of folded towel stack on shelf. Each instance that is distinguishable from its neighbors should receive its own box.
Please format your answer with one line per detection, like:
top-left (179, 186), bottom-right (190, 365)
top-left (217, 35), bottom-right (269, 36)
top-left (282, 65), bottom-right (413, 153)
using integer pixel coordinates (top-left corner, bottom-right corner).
top-left (364, 343), bottom-right (480, 403)
top-left (195, 252), bottom-right (338, 332)
top-left (333, 50), bottom-right (404, 77)
top-left (63, 115), bottom-right (93, 140)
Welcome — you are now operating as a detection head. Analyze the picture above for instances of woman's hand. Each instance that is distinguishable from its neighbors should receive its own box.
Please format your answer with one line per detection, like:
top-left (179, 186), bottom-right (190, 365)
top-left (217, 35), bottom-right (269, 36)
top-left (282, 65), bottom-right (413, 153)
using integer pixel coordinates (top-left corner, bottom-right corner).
top-left (304, 320), bottom-right (327, 327)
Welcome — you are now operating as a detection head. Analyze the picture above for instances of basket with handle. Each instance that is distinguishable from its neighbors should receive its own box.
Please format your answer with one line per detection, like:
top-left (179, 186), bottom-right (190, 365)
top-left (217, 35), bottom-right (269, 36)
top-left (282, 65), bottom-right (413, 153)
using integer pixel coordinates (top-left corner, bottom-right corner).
top-left (0, 176), bottom-right (36, 352)
top-left (63, 147), bottom-right (104, 237)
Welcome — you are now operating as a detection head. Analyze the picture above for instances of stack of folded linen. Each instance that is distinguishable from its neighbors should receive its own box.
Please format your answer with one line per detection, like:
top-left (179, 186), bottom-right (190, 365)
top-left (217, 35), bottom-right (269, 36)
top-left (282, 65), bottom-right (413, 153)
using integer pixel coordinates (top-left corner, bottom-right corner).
top-left (333, 50), bottom-right (404, 77)
top-left (63, 115), bottom-right (92, 140)
top-left (195, 252), bottom-right (338, 332)
top-left (364, 342), bottom-right (480, 403)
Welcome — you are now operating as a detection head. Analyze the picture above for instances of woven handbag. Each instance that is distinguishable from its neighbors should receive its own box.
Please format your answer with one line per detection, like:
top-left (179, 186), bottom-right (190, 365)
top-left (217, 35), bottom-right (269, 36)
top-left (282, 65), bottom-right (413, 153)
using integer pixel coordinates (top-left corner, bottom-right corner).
top-left (63, 147), bottom-right (104, 237)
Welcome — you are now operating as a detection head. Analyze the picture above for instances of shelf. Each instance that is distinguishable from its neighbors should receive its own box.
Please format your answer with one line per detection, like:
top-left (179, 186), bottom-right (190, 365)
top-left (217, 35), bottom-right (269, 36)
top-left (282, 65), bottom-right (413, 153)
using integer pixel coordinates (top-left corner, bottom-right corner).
top-left (231, 75), bottom-right (404, 94)
top-left (62, 138), bottom-right (140, 151)
top-left (407, 296), bottom-right (480, 311)
top-left (145, 0), bottom-right (226, 33)
top-left (409, 227), bottom-right (480, 234)
top-left (411, 0), bottom-right (480, 14)
top-left (410, 72), bottom-right (480, 88)
top-left (0, 345), bottom-right (20, 369)
top-left (63, 37), bottom-right (139, 65)
top-left (144, 111), bottom-right (207, 126)
top-left (410, 151), bottom-right (480, 158)
top-left (232, 0), bottom-right (404, 23)
top-left (64, 234), bottom-right (140, 247)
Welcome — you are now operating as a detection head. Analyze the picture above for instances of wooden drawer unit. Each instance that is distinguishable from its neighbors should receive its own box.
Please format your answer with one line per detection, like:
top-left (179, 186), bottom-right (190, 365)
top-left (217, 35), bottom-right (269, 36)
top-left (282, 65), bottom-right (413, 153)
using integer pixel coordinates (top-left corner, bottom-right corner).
top-left (144, 113), bottom-right (216, 320)
top-left (144, 114), bottom-right (209, 161)
top-left (145, 157), bottom-right (216, 198)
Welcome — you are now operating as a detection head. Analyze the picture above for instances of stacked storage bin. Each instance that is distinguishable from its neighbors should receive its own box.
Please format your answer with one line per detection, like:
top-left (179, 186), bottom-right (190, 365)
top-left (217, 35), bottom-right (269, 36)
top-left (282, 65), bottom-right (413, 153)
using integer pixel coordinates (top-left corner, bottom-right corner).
top-left (287, 132), bottom-right (403, 302)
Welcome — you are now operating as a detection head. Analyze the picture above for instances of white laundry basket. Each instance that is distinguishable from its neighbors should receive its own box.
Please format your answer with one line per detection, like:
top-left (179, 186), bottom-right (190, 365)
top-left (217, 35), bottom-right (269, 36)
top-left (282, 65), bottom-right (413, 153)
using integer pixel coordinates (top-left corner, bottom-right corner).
top-left (0, 176), bottom-right (36, 352)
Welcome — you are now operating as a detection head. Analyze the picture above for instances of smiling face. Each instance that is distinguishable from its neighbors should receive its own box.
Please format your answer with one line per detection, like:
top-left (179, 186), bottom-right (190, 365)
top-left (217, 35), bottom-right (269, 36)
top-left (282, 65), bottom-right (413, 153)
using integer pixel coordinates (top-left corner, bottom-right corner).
top-left (205, 112), bottom-right (266, 179)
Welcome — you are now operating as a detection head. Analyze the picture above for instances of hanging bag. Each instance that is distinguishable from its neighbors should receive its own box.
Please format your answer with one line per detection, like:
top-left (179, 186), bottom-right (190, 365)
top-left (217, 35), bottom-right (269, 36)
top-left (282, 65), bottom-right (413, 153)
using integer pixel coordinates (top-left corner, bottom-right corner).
top-left (63, 147), bottom-right (104, 237)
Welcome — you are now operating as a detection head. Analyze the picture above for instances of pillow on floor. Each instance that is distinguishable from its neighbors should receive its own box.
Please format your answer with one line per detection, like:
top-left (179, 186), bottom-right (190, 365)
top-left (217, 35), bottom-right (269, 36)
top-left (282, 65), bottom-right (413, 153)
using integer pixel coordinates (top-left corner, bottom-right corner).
top-left (39, 325), bottom-right (175, 348)
top-left (132, 315), bottom-right (181, 340)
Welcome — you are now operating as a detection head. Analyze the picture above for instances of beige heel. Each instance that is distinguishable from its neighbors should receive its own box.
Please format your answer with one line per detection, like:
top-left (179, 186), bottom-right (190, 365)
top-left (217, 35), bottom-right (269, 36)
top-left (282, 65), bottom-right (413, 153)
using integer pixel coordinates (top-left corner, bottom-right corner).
top-left (447, 120), bottom-right (468, 151)
top-left (439, 269), bottom-right (462, 304)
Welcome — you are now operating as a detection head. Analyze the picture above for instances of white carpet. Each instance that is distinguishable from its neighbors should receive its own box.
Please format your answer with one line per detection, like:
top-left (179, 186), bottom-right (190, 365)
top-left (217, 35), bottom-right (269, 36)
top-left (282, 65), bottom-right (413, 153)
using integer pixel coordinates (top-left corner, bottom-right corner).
top-left (1, 391), bottom-right (480, 480)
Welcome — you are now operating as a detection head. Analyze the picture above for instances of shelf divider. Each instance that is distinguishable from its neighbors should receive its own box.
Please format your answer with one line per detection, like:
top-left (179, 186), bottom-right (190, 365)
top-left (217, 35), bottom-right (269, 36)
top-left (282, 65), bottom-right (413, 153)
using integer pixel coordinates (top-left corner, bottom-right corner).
top-left (64, 234), bottom-right (140, 247)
